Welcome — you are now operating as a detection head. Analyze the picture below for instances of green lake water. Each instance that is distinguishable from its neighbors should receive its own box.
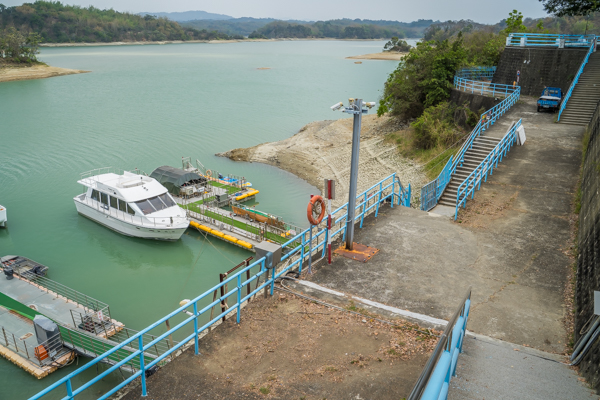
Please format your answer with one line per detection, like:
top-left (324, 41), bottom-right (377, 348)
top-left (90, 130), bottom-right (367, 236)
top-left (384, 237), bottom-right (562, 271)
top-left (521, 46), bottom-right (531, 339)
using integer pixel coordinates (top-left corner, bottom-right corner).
top-left (0, 40), bottom-right (401, 399)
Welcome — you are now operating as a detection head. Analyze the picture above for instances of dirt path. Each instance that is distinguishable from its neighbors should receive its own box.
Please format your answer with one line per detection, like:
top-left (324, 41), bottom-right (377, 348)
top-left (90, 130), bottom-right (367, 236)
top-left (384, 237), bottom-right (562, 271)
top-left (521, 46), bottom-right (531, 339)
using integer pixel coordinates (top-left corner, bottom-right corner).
top-left (119, 293), bottom-right (437, 400)
top-left (218, 115), bottom-right (427, 208)
top-left (0, 65), bottom-right (89, 83)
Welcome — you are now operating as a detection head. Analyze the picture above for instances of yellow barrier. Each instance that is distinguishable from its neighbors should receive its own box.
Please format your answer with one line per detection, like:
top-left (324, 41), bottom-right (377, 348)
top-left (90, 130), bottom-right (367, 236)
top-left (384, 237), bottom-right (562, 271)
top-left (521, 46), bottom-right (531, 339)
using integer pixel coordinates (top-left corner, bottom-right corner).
top-left (189, 221), bottom-right (253, 250)
top-left (235, 189), bottom-right (260, 201)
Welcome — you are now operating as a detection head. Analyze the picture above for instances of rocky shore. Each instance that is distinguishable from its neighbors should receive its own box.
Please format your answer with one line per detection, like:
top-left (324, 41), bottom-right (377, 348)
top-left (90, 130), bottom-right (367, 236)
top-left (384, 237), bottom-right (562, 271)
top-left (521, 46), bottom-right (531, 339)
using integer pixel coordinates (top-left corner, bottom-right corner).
top-left (217, 114), bottom-right (426, 207)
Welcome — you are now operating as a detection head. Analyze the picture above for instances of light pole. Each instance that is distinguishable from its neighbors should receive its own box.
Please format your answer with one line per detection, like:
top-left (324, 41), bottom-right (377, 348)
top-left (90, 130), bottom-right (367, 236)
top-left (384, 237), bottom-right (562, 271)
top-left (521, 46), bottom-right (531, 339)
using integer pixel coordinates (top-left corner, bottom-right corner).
top-left (331, 98), bottom-right (376, 251)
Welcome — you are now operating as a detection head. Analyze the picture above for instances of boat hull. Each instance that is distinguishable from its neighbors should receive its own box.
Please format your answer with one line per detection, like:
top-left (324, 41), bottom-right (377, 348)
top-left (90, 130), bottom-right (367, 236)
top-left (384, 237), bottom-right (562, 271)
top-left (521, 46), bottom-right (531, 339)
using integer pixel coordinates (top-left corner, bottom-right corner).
top-left (74, 200), bottom-right (187, 241)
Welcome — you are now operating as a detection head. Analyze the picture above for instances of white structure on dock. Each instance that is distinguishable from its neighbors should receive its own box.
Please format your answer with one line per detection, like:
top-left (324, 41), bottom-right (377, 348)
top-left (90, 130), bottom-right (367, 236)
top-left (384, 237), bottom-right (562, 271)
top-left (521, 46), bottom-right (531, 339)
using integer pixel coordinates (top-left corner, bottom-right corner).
top-left (74, 168), bottom-right (189, 241)
top-left (0, 204), bottom-right (6, 227)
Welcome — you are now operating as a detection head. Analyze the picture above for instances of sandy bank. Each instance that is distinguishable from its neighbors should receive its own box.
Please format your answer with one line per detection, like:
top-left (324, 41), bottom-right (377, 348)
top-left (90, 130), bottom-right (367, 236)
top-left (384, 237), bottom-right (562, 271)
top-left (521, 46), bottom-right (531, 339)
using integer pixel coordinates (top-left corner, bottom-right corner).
top-left (346, 52), bottom-right (406, 61)
top-left (0, 65), bottom-right (89, 83)
top-left (217, 115), bottom-right (426, 208)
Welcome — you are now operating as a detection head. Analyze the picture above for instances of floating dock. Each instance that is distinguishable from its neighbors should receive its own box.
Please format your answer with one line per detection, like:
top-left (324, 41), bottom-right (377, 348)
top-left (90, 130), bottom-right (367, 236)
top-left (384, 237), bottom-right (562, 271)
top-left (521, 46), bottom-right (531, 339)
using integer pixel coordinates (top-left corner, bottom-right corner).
top-left (0, 266), bottom-right (175, 377)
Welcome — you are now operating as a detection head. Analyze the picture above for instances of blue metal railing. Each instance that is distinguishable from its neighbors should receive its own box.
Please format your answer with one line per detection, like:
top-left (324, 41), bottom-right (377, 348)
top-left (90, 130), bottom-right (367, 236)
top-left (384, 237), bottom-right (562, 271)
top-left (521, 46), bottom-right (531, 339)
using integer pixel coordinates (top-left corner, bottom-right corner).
top-left (30, 173), bottom-right (410, 400)
top-left (420, 68), bottom-right (521, 211)
top-left (506, 33), bottom-right (596, 48)
top-left (408, 287), bottom-right (471, 400)
top-left (454, 75), bottom-right (515, 98)
top-left (558, 39), bottom-right (597, 121)
top-left (455, 66), bottom-right (496, 80)
top-left (455, 120), bottom-right (522, 220)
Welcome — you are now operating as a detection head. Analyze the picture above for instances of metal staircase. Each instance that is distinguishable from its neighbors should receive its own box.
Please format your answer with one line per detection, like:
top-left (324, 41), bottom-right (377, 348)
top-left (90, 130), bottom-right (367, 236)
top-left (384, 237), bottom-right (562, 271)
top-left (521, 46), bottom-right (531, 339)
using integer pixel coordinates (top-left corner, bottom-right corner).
top-left (437, 136), bottom-right (501, 207)
top-left (560, 52), bottom-right (600, 126)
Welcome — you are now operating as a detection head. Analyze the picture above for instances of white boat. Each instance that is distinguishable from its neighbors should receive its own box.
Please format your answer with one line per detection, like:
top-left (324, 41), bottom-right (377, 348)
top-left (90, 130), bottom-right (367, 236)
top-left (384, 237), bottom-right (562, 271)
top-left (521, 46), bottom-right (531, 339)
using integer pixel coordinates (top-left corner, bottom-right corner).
top-left (73, 168), bottom-right (190, 241)
top-left (0, 204), bottom-right (6, 228)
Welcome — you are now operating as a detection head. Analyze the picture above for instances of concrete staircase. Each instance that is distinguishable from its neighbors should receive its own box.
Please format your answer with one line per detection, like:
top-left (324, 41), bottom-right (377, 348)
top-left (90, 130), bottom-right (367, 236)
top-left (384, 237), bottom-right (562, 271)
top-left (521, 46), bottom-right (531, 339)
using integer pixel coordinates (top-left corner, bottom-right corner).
top-left (560, 52), bottom-right (600, 126)
top-left (438, 136), bottom-right (501, 208)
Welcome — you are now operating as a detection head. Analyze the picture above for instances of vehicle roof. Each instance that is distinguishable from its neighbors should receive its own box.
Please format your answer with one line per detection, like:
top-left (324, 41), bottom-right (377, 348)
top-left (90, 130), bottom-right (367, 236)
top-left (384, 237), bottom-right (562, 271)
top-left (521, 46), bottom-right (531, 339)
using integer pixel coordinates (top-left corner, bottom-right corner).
top-left (77, 171), bottom-right (169, 202)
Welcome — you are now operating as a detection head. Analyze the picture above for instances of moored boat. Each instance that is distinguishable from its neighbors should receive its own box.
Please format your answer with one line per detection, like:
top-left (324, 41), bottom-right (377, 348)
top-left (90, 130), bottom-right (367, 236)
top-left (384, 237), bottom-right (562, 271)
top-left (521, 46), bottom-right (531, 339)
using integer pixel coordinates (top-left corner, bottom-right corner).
top-left (0, 255), bottom-right (49, 278)
top-left (0, 204), bottom-right (6, 227)
top-left (73, 168), bottom-right (190, 241)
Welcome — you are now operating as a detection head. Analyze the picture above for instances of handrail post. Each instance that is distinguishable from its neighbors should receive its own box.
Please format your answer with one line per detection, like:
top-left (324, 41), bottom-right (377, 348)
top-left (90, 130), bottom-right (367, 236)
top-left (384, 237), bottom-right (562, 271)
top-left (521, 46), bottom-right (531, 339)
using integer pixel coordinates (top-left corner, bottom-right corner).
top-left (237, 274), bottom-right (242, 324)
top-left (193, 302), bottom-right (199, 355)
top-left (66, 380), bottom-right (74, 400)
top-left (139, 336), bottom-right (147, 397)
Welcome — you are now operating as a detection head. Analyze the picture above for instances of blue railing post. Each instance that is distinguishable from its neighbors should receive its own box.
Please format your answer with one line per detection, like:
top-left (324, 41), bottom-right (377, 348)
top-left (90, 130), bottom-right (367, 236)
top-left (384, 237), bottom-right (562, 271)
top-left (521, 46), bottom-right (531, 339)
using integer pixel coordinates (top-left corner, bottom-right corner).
top-left (139, 336), bottom-right (147, 397)
top-left (375, 182), bottom-right (382, 217)
top-left (66, 380), bottom-right (74, 400)
top-left (298, 232), bottom-right (304, 274)
top-left (193, 302), bottom-right (199, 355)
top-left (237, 274), bottom-right (242, 323)
top-left (391, 178), bottom-right (395, 208)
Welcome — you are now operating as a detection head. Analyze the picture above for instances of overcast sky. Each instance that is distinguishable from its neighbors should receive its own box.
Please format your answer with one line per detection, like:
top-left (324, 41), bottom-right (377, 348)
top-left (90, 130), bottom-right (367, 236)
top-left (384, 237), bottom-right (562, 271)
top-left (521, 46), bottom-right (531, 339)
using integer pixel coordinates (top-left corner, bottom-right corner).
top-left (2, 0), bottom-right (549, 24)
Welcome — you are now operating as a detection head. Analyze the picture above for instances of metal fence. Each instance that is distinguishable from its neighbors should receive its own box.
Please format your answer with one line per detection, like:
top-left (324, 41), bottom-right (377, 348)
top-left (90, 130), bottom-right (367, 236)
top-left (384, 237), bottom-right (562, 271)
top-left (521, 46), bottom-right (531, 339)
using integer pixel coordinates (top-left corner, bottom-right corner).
top-left (407, 287), bottom-right (471, 400)
top-left (558, 40), bottom-right (597, 121)
top-left (420, 68), bottom-right (521, 211)
top-left (505, 33), bottom-right (597, 48)
top-left (0, 326), bottom-right (71, 368)
top-left (455, 120), bottom-right (522, 219)
top-left (30, 173), bottom-right (410, 400)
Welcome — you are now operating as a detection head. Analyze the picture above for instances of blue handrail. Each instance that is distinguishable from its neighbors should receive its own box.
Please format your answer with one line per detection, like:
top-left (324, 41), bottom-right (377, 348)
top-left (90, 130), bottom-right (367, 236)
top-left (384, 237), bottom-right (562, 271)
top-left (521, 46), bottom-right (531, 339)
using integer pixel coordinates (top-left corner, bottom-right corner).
top-left (30, 173), bottom-right (411, 400)
top-left (558, 39), bottom-right (597, 121)
top-left (455, 119), bottom-right (522, 220)
top-left (506, 33), bottom-right (596, 48)
top-left (420, 68), bottom-right (521, 211)
top-left (407, 287), bottom-right (471, 400)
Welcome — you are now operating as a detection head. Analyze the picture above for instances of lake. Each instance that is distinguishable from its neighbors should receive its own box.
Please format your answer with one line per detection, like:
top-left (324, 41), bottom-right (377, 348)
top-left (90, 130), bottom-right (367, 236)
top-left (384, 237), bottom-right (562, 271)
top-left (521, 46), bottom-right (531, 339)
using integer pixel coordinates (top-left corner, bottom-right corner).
top-left (0, 39), bottom-right (403, 399)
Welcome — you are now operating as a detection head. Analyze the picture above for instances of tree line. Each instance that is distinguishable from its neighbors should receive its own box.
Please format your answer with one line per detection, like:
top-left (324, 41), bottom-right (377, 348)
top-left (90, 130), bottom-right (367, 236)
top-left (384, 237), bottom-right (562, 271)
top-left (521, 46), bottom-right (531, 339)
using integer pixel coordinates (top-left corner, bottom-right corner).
top-left (0, 1), bottom-right (231, 46)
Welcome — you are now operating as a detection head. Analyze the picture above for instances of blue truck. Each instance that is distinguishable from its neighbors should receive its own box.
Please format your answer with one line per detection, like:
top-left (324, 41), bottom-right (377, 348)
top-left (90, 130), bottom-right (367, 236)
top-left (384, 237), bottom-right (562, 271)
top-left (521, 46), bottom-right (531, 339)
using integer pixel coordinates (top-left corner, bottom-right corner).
top-left (537, 87), bottom-right (562, 113)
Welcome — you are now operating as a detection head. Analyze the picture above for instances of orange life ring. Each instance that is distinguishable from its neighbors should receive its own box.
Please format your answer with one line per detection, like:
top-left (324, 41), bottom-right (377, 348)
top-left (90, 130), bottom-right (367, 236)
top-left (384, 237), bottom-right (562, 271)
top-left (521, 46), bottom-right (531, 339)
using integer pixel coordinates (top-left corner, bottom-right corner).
top-left (307, 195), bottom-right (326, 225)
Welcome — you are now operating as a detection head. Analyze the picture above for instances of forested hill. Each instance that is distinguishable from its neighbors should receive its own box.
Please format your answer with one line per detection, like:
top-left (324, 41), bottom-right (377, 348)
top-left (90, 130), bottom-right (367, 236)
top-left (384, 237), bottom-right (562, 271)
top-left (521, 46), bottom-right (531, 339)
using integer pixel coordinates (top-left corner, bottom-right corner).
top-left (0, 1), bottom-right (231, 43)
top-left (247, 19), bottom-right (433, 39)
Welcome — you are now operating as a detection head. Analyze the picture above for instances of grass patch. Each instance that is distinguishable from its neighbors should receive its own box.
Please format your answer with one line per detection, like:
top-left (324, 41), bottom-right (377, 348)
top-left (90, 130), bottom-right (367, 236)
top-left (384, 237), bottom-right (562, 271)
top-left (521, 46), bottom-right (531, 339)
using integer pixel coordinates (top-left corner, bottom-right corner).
top-left (385, 130), bottom-right (460, 181)
top-left (259, 387), bottom-right (270, 395)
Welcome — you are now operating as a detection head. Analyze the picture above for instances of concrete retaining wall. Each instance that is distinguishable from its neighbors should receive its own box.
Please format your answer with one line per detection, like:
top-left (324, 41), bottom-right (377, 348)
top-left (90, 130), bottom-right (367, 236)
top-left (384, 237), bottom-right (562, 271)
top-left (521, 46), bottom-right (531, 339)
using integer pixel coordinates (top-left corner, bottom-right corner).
top-left (493, 48), bottom-right (588, 97)
top-left (448, 89), bottom-right (502, 127)
top-left (576, 100), bottom-right (600, 393)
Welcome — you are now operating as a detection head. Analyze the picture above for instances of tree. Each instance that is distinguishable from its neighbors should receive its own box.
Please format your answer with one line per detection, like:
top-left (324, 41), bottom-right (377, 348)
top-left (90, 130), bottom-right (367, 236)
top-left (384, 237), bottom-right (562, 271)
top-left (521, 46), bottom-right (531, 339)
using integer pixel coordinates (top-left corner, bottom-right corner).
top-left (502, 10), bottom-right (527, 34)
top-left (383, 37), bottom-right (411, 52)
top-left (539, 0), bottom-right (600, 16)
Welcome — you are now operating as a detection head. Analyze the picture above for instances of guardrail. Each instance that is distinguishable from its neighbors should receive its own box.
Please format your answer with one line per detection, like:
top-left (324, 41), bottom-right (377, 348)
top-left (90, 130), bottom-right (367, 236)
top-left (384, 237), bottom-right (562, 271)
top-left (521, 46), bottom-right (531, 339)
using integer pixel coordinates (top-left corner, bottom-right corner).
top-left (407, 287), bottom-right (471, 400)
top-left (455, 66), bottom-right (496, 80)
top-left (455, 120), bottom-right (522, 220)
top-left (454, 76), bottom-right (515, 98)
top-left (30, 173), bottom-right (410, 400)
top-left (558, 39), bottom-right (597, 121)
top-left (420, 69), bottom-right (521, 211)
top-left (506, 33), bottom-right (596, 48)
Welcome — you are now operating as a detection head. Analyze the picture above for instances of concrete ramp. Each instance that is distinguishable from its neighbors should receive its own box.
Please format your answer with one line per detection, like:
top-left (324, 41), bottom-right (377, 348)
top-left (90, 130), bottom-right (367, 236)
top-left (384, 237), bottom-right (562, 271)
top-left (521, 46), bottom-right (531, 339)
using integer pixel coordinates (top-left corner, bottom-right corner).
top-left (449, 335), bottom-right (596, 399)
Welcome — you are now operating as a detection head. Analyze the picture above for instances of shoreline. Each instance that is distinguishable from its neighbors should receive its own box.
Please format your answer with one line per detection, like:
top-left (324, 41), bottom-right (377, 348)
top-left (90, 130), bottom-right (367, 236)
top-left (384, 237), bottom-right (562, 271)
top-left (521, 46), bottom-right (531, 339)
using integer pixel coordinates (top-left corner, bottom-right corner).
top-left (346, 52), bottom-right (407, 61)
top-left (40, 37), bottom-right (420, 48)
top-left (0, 64), bottom-right (89, 83)
top-left (216, 115), bottom-right (425, 207)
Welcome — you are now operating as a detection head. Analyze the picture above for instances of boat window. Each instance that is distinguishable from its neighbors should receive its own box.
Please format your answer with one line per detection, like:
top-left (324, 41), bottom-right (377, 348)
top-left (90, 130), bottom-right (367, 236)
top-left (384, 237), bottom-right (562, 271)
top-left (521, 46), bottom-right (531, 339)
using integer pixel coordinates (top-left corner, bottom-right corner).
top-left (135, 200), bottom-right (155, 215)
top-left (110, 196), bottom-right (118, 209)
top-left (91, 190), bottom-right (100, 201)
top-left (126, 204), bottom-right (135, 215)
top-left (159, 193), bottom-right (176, 208)
top-left (100, 193), bottom-right (109, 206)
top-left (118, 199), bottom-right (127, 212)
top-left (148, 196), bottom-right (168, 212)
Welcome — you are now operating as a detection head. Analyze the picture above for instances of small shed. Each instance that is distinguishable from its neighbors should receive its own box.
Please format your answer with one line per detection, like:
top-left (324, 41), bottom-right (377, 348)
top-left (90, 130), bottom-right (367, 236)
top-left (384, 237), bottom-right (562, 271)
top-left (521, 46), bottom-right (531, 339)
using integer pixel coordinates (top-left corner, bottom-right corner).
top-left (150, 166), bottom-right (205, 196)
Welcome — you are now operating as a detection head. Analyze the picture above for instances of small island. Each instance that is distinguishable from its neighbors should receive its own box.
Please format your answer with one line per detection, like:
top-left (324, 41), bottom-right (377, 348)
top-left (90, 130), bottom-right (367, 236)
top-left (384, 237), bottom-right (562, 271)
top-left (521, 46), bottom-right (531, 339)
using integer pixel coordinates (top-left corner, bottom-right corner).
top-left (347, 37), bottom-right (411, 61)
top-left (0, 26), bottom-right (88, 82)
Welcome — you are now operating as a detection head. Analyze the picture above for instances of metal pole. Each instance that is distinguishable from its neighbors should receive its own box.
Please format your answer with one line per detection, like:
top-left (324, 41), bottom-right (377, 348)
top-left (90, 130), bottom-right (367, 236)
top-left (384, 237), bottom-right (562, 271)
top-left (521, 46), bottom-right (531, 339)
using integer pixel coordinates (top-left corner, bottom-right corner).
top-left (308, 226), bottom-right (313, 274)
top-left (345, 99), bottom-right (363, 251)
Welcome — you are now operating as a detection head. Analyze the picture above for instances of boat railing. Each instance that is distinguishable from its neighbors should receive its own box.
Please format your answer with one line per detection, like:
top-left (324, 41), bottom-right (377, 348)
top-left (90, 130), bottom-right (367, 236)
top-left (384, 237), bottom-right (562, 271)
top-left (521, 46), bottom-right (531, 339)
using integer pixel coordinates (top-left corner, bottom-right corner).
top-left (77, 195), bottom-right (188, 228)
top-left (0, 325), bottom-right (71, 368)
top-left (79, 167), bottom-right (147, 182)
top-left (15, 271), bottom-right (110, 316)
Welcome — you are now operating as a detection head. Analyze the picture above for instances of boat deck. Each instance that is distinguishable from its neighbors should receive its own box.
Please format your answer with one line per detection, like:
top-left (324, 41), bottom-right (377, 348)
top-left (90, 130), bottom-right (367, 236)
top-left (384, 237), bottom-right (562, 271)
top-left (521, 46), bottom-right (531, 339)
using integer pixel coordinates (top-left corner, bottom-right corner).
top-left (0, 305), bottom-right (74, 379)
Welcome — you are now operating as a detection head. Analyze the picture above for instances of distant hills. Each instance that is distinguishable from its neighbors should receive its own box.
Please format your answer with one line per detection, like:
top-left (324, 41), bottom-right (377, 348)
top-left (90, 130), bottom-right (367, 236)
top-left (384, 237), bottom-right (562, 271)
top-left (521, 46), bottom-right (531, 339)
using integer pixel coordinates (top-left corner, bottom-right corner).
top-left (138, 10), bottom-right (233, 22)
top-left (0, 1), bottom-right (231, 43)
top-left (182, 18), bottom-right (435, 39)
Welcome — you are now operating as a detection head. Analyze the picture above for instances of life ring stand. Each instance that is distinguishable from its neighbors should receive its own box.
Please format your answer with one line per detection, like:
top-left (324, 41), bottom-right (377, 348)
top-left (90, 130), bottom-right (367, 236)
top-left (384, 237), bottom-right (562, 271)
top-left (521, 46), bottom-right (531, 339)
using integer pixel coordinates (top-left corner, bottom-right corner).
top-left (307, 195), bottom-right (326, 225)
top-left (205, 169), bottom-right (212, 177)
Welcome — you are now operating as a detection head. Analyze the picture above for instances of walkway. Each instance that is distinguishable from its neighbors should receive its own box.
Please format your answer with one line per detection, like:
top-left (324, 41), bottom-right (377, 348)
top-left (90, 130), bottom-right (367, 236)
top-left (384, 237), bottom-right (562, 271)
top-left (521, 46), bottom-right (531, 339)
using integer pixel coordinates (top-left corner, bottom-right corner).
top-left (309, 96), bottom-right (584, 354)
top-left (449, 334), bottom-right (596, 399)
